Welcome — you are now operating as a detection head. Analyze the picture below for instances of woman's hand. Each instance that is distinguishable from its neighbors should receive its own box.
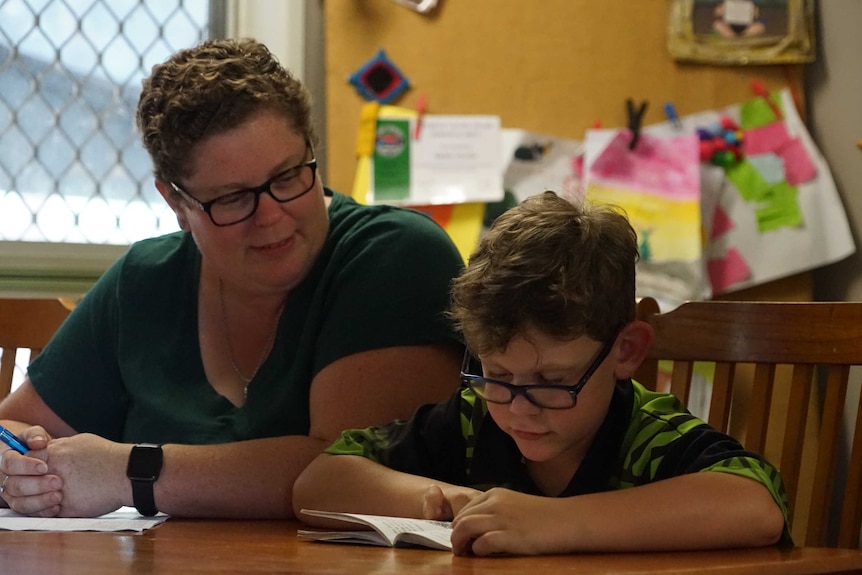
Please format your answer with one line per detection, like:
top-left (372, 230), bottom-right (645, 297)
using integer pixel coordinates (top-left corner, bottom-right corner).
top-left (0, 425), bottom-right (61, 516)
top-left (1, 432), bottom-right (129, 518)
top-left (39, 433), bottom-right (129, 517)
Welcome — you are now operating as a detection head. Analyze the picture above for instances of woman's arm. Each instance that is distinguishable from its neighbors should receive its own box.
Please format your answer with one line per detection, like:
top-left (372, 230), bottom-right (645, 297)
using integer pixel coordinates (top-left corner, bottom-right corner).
top-left (0, 343), bottom-right (461, 518)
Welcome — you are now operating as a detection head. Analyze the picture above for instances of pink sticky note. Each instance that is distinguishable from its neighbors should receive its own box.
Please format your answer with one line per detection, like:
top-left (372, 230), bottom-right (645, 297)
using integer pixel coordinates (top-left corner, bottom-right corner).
top-left (743, 122), bottom-right (791, 155)
top-left (777, 137), bottom-right (817, 185)
top-left (708, 247), bottom-right (751, 294)
top-left (709, 204), bottom-right (735, 240)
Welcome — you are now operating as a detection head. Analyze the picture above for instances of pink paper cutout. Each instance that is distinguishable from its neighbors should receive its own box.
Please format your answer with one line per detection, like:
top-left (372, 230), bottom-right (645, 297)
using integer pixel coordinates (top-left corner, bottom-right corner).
top-left (708, 248), bottom-right (751, 294)
top-left (710, 204), bottom-right (735, 240)
top-left (743, 122), bottom-right (791, 155)
top-left (590, 131), bottom-right (699, 201)
top-left (777, 137), bottom-right (817, 185)
top-left (571, 154), bottom-right (584, 177)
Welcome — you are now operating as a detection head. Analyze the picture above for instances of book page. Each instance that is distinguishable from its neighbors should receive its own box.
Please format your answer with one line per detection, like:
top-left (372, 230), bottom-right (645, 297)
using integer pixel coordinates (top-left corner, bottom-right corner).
top-left (395, 529), bottom-right (452, 550)
top-left (299, 509), bottom-right (452, 550)
top-left (297, 529), bottom-right (389, 546)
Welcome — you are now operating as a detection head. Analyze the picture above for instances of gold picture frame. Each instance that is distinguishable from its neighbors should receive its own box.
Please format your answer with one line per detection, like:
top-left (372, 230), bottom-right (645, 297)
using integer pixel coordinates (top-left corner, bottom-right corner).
top-left (668, 0), bottom-right (815, 65)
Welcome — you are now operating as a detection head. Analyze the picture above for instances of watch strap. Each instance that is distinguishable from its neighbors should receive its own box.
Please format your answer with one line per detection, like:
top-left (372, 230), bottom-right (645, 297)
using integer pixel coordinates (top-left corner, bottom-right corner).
top-left (127, 443), bottom-right (163, 517)
top-left (130, 477), bottom-right (159, 517)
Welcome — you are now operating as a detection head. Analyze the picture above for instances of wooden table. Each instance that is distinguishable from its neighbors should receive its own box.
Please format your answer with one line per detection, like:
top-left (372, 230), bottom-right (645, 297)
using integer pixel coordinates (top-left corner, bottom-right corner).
top-left (1, 518), bottom-right (862, 574)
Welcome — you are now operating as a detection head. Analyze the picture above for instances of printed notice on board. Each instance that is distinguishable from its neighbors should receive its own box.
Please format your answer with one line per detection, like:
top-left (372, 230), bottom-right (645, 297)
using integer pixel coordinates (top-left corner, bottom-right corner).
top-left (371, 115), bottom-right (503, 206)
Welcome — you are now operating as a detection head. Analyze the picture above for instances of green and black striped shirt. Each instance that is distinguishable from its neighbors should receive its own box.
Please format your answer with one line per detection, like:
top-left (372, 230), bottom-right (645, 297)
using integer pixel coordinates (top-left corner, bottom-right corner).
top-left (326, 379), bottom-right (792, 545)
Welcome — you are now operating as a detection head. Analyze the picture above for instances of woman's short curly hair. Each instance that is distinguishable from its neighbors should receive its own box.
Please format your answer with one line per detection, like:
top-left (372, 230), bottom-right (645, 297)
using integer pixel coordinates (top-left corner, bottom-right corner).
top-left (448, 191), bottom-right (639, 355)
top-left (136, 38), bottom-right (314, 183)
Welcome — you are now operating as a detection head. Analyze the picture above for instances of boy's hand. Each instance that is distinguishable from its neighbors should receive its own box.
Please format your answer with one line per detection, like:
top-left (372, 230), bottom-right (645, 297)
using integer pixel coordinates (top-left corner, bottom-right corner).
top-left (421, 484), bottom-right (481, 521)
top-left (451, 488), bottom-right (566, 556)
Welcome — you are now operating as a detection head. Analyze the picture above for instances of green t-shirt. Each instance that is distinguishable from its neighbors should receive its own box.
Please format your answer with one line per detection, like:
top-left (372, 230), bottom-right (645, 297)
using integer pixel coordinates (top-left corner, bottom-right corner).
top-left (28, 190), bottom-right (464, 444)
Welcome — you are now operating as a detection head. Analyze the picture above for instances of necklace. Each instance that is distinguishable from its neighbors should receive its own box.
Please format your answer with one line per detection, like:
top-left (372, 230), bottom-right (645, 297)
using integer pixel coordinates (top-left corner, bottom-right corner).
top-left (218, 278), bottom-right (283, 397)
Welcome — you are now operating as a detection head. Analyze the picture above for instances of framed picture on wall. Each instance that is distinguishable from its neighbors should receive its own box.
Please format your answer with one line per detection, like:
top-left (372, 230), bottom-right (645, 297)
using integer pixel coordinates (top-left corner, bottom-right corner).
top-left (667, 0), bottom-right (815, 65)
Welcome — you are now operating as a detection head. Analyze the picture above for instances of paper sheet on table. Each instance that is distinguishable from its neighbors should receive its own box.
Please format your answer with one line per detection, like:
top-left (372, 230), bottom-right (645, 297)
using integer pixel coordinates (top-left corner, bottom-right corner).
top-left (0, 506), bottom-right (168, 532)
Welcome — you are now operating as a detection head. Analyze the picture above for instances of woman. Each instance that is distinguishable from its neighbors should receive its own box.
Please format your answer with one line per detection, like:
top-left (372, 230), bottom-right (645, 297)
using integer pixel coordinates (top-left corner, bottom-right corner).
top-left (0, 39), bottom-right (464, 518)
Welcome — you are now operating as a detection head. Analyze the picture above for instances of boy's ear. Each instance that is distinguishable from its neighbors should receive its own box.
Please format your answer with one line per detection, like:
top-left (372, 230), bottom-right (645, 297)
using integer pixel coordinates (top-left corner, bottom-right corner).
top-left (612, 320), bottom-right (654, 379)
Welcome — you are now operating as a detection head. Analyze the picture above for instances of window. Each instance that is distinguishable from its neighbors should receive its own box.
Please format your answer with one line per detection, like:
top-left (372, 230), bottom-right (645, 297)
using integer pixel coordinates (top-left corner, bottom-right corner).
top-left (0, 0), bottom-right (223, 246)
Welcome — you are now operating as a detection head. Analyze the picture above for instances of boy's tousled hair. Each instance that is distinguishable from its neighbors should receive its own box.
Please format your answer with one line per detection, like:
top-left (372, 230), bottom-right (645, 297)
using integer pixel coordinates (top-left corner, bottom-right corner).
top-left (449, 191), bottom-right (638, 355)
top-left (136, 38), bottom-right (314, 184)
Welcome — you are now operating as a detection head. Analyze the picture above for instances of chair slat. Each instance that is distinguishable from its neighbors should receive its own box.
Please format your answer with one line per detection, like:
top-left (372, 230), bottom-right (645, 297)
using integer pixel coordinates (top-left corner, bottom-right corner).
top-left (707, 362), bottom-right (734, 433)
top-left (0, 348), bottom-right (17, 398)
top-left (839, 388), bottom-right (862, 548)
top-left (806, 365), bottom-right (848, 546)
top-left (669, 361), bottom-right (693, 406)
top-left (745, 363), bottom-right (775, 455)
top-left (779, 364), bottom-right (814, 514)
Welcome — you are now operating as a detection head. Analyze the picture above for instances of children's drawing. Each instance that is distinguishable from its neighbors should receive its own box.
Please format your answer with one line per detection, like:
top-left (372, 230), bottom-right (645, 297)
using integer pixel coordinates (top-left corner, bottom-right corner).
top-left (584, 129), bottom-right (707, 306)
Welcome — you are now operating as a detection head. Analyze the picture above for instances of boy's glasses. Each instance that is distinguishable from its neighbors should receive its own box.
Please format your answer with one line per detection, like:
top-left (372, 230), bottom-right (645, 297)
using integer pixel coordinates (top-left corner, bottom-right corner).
top-left (460, 334), bottom-right (619, 410)
top-left (170, 144), bottom-right (317, 227)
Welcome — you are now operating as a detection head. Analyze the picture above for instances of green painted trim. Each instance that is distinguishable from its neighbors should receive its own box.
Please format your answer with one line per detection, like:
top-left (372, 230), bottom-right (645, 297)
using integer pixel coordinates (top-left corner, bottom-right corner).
top-left (0, 241), bottom-right (128, 298)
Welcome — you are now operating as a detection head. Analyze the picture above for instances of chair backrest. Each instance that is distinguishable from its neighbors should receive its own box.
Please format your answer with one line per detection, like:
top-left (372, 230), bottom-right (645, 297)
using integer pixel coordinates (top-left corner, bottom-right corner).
top-left (0, 298), bottom-right (71, 399)
top-left (635, 296), bottom-right (862, 549)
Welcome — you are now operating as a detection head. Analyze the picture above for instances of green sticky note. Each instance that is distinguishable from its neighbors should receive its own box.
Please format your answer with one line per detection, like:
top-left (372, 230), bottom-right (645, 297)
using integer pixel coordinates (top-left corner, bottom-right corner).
top-left (755, 181), bottom-right (803, 232)
top-left (740, 94), bottom-right (783, 129)
top-left (373, 119), bottom-right (411, 202)
top-left (724, 159), bottom-right (769, 202)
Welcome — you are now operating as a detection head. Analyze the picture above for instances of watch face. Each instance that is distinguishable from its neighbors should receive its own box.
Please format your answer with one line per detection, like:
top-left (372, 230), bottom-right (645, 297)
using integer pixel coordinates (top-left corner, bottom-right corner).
top-left (127, 444), bottom-right (163, 481)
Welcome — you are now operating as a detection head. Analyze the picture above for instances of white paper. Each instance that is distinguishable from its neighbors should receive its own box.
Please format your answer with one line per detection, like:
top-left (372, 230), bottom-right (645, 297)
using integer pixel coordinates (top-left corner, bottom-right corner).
top-left (373, 115), bottom-right (503, 206)
top-left (0, 506), bottom-right (169, 532)
top-left (390, 0), bottom-right (438, 13)
top-left (501, 128), bottom-right (585, 204)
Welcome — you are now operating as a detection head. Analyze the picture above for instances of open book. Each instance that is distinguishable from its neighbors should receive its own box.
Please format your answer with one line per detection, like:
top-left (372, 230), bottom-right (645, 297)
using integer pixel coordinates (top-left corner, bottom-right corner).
top-left (297, 509), bottom-right (452, 551)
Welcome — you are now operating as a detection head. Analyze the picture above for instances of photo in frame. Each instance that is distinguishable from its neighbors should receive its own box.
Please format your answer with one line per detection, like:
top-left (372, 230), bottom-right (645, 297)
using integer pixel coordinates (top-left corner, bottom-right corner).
top-left (667, 0), bottom-right (815, 65)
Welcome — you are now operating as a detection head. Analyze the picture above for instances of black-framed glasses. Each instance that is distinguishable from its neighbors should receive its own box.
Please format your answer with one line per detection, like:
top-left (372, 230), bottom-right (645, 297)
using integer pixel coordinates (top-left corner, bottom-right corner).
top-left (170, 147), bottom-right (318, 227)
top-left (460, 333), bottom-right (619, 410)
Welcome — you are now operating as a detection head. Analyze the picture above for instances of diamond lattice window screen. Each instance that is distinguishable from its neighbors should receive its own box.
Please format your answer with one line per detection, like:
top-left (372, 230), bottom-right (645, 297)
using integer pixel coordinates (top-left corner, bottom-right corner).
top-left (0, 0), bottom-right (214, 245)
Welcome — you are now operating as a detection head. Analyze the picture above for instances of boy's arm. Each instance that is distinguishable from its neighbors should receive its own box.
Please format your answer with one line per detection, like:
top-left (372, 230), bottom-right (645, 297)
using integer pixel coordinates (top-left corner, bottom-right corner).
top-left (293, 453), bottom-right (480, 524)
top-left (451, 471), bottom-right (785, 556)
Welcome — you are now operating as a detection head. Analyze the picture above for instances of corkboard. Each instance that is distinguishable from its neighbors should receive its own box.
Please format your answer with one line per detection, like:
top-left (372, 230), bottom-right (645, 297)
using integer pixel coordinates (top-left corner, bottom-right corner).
top-left (323, 0), bottom-right (808, 300)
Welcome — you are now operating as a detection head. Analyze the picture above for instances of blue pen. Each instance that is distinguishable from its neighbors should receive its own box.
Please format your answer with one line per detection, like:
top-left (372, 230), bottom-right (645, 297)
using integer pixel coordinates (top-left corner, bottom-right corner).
top-left (0, 424), bottom-right (29, 454)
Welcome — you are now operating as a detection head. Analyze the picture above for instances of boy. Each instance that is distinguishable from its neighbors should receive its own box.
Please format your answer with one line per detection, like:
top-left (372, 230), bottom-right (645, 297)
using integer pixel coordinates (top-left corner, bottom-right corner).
top-left (293, 191), bottom-right (790, 556)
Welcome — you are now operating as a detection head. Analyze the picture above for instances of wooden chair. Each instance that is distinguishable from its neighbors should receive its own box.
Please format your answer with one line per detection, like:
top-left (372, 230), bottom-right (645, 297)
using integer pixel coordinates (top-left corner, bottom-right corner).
top-left (634, 296), bottom-right (862, 548)
top-left (0, 298), bottom-right (71, 400)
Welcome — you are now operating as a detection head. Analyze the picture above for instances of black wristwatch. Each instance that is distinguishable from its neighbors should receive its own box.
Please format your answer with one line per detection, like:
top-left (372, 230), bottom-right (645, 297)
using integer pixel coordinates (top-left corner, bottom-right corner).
top-left (126, 443), bottom-right (163, 517)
